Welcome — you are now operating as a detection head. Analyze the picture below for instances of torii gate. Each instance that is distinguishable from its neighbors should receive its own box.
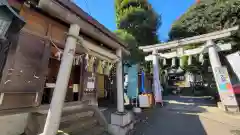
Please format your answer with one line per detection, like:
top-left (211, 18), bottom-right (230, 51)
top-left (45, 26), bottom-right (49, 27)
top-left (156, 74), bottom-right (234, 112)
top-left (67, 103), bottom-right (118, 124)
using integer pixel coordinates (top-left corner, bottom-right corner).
top-left (139, 26), bottom-right (239, 110)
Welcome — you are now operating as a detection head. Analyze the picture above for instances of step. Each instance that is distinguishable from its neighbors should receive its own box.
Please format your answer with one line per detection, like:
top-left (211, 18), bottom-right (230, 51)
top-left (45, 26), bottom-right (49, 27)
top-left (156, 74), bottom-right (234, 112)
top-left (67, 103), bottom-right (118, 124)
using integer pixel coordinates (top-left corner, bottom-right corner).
top-left (73, 126), bottom-right (106, 135)
top-left (60, 115), bottom-right (96, 129)
top-left (61, 111), bottom-right (94, 123)
top-left (60, 117), bottom-right (98, 133)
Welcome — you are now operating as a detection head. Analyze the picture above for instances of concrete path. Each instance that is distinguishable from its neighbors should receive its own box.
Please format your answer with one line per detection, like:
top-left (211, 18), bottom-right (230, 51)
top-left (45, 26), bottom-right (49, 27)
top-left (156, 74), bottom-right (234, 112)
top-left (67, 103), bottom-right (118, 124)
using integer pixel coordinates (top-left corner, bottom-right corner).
top-left (131, 96), bottom-right (240, 135)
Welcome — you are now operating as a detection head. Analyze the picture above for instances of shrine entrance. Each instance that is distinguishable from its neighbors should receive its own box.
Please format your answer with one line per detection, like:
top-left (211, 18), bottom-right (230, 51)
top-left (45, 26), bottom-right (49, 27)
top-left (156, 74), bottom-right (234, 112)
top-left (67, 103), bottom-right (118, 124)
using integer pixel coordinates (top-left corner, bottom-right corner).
top-left (139, 26), bottom-right (240, 111)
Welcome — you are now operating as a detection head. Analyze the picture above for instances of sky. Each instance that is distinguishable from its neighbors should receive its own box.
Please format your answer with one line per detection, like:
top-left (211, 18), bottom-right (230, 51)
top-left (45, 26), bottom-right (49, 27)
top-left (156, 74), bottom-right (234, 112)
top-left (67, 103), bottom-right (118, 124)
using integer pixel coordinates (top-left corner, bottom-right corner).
top-left (74, 0), bottom-right (195, 41)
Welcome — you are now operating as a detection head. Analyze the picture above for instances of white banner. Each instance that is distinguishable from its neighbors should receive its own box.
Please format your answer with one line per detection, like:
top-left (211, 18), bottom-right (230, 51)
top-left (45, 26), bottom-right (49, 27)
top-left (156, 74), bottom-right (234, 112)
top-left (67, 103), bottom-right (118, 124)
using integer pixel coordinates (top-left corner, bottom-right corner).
top-left (153, 54), bottom-right (163, 103)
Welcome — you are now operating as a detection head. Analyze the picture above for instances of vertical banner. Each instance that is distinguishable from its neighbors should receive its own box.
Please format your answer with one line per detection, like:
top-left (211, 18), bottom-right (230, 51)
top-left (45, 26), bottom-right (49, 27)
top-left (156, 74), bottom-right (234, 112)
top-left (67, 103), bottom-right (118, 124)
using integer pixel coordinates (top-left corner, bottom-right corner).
top-left (127, 64), bottom-right (138, 98)
top-left (140, 71), bottom-right (145, 93)
top-left (214, 67), bottom-right (238, 106)
top-left (153, 54), bottom-right (163, 103)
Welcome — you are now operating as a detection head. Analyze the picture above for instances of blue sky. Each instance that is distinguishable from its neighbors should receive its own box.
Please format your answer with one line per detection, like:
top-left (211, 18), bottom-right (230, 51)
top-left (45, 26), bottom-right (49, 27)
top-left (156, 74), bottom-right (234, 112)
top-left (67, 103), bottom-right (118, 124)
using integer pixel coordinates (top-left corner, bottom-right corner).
top-left (74, 0), bottom-right (195, 41)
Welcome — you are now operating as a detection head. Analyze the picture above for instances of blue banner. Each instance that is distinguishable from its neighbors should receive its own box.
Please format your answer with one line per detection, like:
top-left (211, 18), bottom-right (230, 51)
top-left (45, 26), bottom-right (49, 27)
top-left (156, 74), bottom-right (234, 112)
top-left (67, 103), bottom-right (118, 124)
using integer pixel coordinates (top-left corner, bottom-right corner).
top-left (127, 64), bottom-right (138, 98)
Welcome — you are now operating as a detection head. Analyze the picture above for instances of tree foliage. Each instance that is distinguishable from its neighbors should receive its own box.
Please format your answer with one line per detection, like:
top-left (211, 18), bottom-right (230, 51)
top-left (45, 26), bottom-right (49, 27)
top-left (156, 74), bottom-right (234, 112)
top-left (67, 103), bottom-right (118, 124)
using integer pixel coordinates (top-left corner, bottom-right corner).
top-left (169, 0), bottom-right (240, 72)
top-left (114, 29), bottom-right (144, 64)
top-left (169, 0), bottom-right (240, 40)
top-left (115, 0), bottom-right (161, 46)
top-left (115, 0), bottom-right (161, 71)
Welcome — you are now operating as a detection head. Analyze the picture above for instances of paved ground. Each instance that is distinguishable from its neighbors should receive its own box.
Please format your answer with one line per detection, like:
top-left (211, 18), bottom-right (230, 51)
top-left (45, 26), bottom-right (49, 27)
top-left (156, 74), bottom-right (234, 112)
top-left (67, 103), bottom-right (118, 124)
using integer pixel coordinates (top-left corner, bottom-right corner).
top-left (131, 96), bottom-right (240, 135)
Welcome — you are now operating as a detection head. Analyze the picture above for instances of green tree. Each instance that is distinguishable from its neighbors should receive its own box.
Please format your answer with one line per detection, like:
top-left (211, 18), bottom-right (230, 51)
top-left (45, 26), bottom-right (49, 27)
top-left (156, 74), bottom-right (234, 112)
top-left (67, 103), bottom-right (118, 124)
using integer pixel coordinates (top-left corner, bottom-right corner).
top-left (169, 0), bottom-right (240, 40)
top-left (115, 0), bottom-right (161, 46)
top-left (114, 29), bottom-right (144, 64)
top-left (115, 0), bottom-right (161, 70)
top-left (169, 0), bottom-right (240, 72)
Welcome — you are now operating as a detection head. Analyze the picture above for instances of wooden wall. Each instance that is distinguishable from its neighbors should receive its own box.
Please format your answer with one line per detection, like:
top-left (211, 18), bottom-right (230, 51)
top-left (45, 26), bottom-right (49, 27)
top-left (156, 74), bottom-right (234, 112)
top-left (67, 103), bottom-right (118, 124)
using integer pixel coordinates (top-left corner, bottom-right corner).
top-left (0, 5), bottom-right (117, 111)
top-left (0, 6), bottom-right (69, 111)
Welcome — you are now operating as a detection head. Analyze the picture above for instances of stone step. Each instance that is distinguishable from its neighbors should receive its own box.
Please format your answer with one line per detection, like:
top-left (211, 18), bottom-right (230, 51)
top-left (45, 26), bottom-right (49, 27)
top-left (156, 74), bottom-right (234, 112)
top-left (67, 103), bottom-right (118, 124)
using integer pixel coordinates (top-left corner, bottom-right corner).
top-left (60, 111), bottom-right (94, 123)
top-left (73, 126), bottom-right (106, 135)
top-left (61, 117), bottom-right (99, 134)
top-left (25, 103), bottom-right (109, 135)
top-left (60, 115), bottom-right (97, 129)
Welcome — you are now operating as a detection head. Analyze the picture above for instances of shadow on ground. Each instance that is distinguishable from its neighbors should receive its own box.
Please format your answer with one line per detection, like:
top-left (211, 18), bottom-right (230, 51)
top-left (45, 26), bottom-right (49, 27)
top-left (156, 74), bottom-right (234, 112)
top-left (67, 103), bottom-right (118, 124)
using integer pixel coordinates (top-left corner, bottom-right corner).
top-left (164, 95), bottom-right (217, 107)
top-left (131, 96), bottom-right (214, 135)
top-left (131, 106), bottom-right (208, 135)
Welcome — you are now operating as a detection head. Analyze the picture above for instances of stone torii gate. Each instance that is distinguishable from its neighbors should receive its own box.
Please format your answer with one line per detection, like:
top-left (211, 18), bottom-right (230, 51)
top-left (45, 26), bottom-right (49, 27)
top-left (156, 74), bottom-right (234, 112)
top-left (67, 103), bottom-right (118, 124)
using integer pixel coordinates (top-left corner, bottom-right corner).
top-left (139, 26), bottom-right (239, 110)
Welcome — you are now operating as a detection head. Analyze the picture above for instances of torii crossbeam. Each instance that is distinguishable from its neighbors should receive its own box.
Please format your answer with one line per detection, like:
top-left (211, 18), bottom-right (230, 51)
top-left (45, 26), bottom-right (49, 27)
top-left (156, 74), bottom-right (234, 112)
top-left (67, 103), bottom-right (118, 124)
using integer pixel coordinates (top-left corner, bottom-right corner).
top-left (139, 26), bottom-right (239, 109)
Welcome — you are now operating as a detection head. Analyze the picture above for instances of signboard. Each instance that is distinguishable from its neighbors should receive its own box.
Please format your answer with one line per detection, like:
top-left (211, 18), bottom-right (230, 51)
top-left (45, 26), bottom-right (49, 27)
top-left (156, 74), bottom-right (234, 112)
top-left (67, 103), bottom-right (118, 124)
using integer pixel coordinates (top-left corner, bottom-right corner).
top-left (214, 67), bottom-right (238, 106)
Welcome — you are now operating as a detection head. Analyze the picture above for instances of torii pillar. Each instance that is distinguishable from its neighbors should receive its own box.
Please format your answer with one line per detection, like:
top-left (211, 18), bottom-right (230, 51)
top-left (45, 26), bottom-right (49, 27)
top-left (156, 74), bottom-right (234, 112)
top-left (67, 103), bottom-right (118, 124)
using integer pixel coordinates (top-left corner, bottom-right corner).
top-left (206, 40), bottom-right (239, 111)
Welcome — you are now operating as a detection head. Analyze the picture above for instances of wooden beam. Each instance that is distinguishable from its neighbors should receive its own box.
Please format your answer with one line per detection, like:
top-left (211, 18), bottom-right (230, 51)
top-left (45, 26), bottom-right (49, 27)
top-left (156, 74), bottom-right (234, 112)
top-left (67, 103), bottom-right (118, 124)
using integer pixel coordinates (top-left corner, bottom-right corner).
top-left (145, 43), bottom-right (232, 61)
top-left (139, 26), bottom-right (238, 52)
top-left (38, 0), bottom-right (129, 55)
top-left (81, 37), bottom-right (119, 62)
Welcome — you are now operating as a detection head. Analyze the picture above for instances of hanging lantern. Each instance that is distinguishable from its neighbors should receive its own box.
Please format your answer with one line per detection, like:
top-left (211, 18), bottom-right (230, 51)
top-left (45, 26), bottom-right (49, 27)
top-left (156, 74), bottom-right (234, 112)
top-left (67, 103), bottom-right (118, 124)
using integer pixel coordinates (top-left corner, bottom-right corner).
top-left (176, 58), bottom-right (184, 73)
top-left (171, 57), bottom-right (176, 67)
top-left (179, 58), bottom-right (184, 67)
top-left (188, 55), bottom-right (192, 65)
top-left (88, 56), bottom-right (96, 72)
top-left (199, 53), bottom-right (204, 64)
top-left (162, 58), bottom-right (167, 66)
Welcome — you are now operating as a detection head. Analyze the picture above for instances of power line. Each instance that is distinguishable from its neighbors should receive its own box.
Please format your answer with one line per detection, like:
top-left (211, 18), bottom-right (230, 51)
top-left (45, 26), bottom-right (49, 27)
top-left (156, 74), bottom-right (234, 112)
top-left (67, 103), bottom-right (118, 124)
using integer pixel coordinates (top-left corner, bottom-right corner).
top-left (84, 0), bottom-right (92, 16)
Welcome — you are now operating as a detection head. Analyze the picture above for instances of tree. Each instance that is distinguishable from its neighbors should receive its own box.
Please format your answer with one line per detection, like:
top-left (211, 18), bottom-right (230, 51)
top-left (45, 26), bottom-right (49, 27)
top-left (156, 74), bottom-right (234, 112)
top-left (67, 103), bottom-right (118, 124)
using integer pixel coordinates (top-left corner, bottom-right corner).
top-left (114, 29), bottom-right (144, 64)
top-left (115, 0), bottom-right (161, 46)
top-left (115, 0), bottom-right (161, 71)
top-left (169, 0), bottom-right (240, 72)
top-left (169, 0), bottom-right (240, 40)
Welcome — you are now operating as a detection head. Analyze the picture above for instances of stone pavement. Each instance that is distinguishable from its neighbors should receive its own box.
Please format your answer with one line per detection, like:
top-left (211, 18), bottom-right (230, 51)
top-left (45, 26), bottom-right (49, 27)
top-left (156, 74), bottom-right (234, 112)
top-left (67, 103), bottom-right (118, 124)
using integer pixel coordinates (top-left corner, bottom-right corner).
top-left (131, 96), bottom-right (240, 135)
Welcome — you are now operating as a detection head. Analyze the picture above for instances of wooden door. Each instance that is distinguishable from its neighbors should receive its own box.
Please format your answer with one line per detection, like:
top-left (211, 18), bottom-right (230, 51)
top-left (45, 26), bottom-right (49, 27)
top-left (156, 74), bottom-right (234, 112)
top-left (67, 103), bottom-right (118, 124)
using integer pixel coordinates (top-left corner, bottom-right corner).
top-left (0, 32), bottom-right (50, 110)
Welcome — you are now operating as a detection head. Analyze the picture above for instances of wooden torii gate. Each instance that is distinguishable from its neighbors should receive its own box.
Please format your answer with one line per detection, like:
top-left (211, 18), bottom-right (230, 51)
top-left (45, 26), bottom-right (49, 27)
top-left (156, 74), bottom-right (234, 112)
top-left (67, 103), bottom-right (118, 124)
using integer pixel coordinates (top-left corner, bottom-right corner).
top-left (139, 26), bottom-right (239, 110)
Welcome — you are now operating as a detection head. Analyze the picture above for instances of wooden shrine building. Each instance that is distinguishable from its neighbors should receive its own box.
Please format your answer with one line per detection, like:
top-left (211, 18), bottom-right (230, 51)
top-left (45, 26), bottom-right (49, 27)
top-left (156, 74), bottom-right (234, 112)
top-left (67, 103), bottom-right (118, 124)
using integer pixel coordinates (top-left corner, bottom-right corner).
top-left (0, 0), bottom-right (129, 135)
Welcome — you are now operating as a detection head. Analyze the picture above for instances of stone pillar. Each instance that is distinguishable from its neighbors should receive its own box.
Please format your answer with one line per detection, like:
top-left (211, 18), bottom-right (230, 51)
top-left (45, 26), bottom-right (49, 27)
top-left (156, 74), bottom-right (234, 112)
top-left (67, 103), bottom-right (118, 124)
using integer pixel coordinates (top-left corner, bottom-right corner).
top-left (207, 40), bottom-right (239, 112)
top-left (116, 48), bottom-right (124, 113)
top-left (208, 40), bottom-right (221, 68)
top-left (110, 48), bottom-right (134, 135)
top-left (41, 24), bottom-right (80, 135)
